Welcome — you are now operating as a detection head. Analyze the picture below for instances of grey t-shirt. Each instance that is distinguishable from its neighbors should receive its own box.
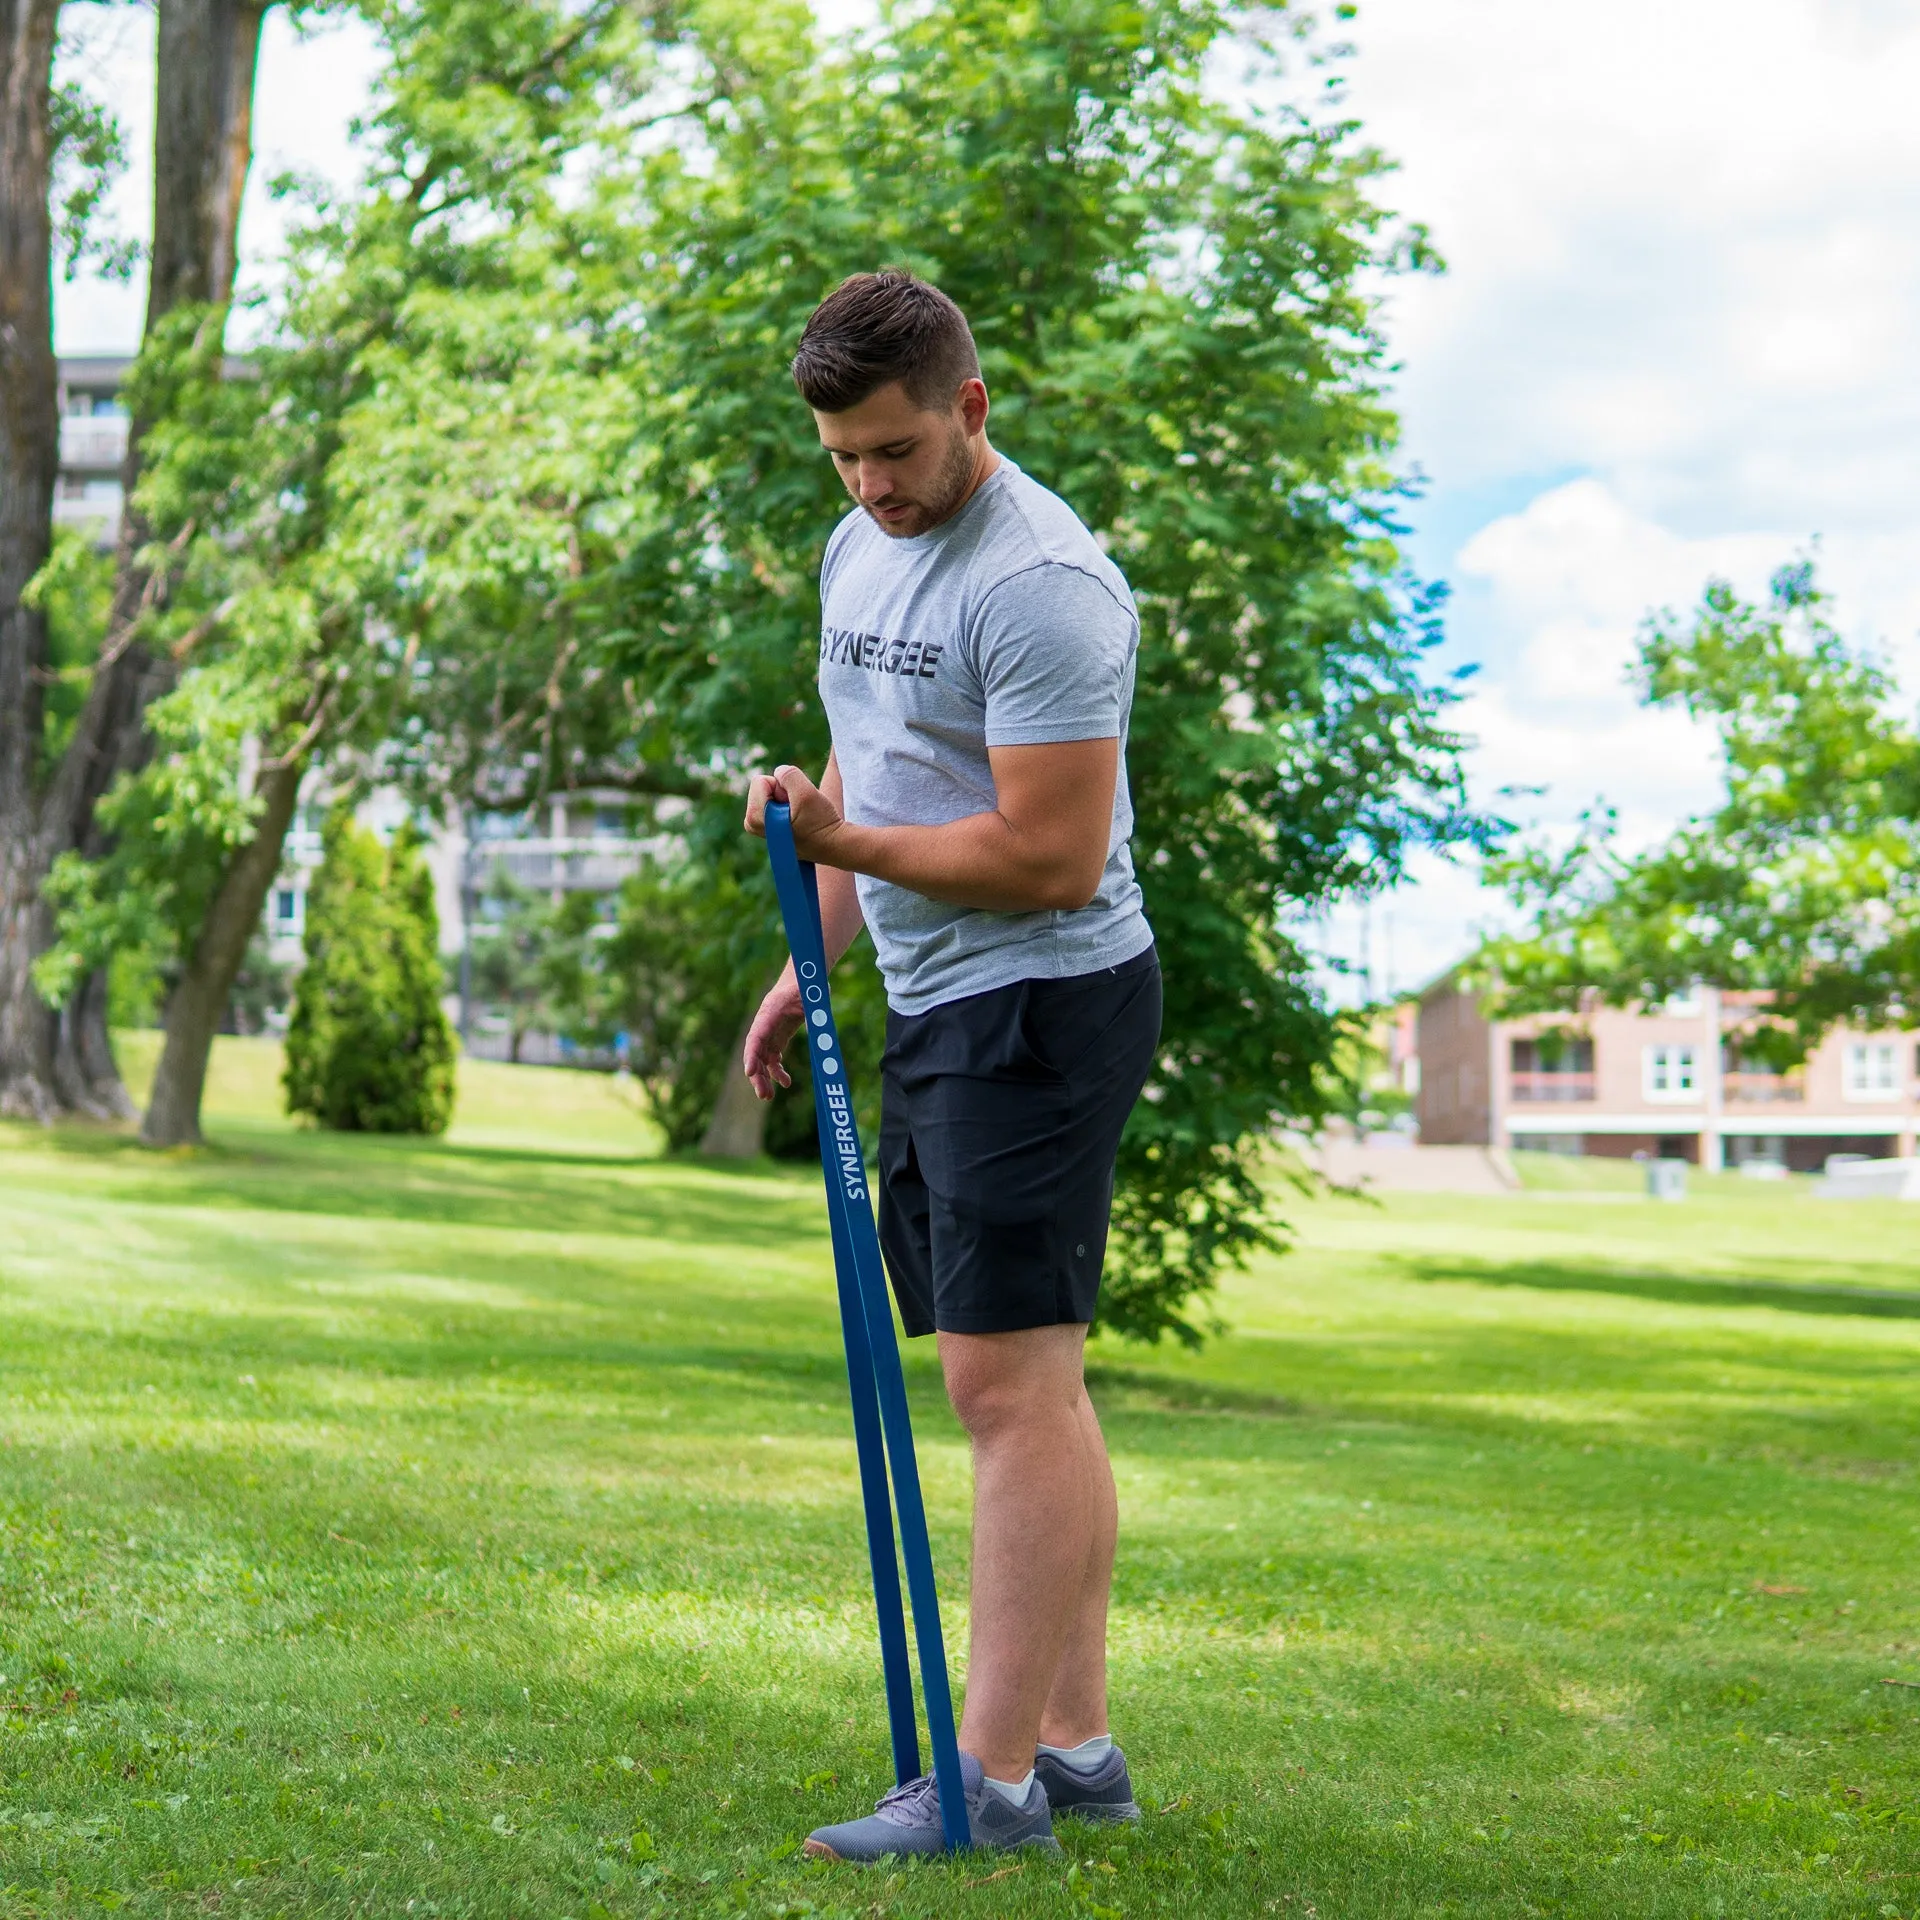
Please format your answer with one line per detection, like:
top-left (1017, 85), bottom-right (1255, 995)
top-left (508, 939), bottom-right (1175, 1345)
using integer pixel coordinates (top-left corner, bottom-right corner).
top-left (817, 459), bottom-right (1153, 1014)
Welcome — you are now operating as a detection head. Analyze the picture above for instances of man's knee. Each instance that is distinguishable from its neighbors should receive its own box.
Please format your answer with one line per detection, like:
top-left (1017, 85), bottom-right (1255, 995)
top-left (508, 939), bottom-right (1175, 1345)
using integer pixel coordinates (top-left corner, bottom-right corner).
top-left (939, 1326), bottom-right (1086, 1439)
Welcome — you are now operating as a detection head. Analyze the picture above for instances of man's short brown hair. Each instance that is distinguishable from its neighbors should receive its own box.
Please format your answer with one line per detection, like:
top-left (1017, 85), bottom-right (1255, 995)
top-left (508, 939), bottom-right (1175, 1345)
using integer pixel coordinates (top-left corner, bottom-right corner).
top-left (791, 272), bottom-right (982, 414)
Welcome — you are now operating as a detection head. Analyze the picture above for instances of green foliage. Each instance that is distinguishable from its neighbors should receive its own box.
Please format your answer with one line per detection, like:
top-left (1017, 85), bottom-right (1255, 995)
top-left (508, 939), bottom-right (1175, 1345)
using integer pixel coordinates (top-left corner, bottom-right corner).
top-left (466, 873), bottom-right (608, 1062)
top-left (1488, 563), bottom-right (1920, 1057)
top-left (106, 943), bottom-right (166, 1031)
top-left (22, 526), bottom-right (115, 772)
top-left (33, 660), bottom-right (274, 1013)
top-left (599, 845), bottom-right (888, 1157)
top-left (41, 0), bottom-right (663, 1027)
top-left (48, 52), bottom-right (140, 282)
top-left (284, 810), bottom-right (455, 1133)
top-left (226, 932), bottom-right (293, 1038)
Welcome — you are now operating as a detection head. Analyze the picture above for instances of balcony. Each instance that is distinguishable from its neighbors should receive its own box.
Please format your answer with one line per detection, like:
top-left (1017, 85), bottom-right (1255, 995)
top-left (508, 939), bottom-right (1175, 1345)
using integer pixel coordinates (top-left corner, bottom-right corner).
top-left (1723, 1070), bottom-right (1805, 1105)
top-left (1509, 1071), bottom-right (1596, 1103)
top-left (466, 836), bottom-right (647, 894)
top-left (59, 416), bottom-right (129, 472)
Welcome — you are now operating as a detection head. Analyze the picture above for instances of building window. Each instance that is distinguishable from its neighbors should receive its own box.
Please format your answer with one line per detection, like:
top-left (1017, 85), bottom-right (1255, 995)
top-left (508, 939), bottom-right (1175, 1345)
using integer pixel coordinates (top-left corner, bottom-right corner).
top-left (1509, 1036), bottom-right (1594, 1103)
top-left (1843, 1041), bottom-right (1899, 1101)
top-left (269, 887), bottom-right (303, 935)
top-left (1644, 1044), bottom-right (1698, 1101)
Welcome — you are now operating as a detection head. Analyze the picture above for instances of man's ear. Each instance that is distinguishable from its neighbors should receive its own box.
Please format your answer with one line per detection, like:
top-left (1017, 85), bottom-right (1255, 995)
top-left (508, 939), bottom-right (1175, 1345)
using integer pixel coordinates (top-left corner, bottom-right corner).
top-left (957, 377), bottom-right (990, 437)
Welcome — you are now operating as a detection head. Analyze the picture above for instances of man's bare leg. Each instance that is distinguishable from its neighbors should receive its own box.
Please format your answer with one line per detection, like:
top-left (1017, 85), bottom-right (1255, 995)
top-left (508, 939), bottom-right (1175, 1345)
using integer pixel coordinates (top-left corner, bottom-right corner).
top-left (939, 1324), bottom-right (1099, 1783)
top-left (1038, 1386), bottom-right (1117, 1748)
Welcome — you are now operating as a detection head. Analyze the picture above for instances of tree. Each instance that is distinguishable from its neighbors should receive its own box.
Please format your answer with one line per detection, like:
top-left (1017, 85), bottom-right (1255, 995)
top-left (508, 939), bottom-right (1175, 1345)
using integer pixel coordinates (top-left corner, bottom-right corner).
top-left (50, 0), bottom-right (662, 1146)
top-left (590, 0), bottom-right (1479, 1338)
top-left (66, 0), bottom-right (271, 1112)
top-left (0, 0), bottom-right (68, 1119)
top-left (0, 0), bottom-right (273, 1120)
top-left (1487, 561), bottom-right (1920, 1058)
top-left (284, 808), bottom-right (454, 1134)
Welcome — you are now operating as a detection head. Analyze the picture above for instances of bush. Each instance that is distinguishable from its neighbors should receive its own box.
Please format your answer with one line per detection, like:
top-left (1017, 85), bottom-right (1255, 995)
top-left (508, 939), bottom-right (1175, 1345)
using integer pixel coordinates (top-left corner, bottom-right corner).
top-left (284, 810), bottom-right (455, 1133)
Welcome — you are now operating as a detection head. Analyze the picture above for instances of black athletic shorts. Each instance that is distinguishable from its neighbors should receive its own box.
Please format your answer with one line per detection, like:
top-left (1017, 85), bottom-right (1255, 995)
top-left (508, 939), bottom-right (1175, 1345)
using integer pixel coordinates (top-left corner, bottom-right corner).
top-left (876, 943), bottom-right (1161, 1337)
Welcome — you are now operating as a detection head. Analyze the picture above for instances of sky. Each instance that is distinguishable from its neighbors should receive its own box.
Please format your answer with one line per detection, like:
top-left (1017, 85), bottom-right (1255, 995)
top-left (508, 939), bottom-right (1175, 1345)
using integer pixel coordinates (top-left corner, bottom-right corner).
top-left (56, 0), bottom-right (1920, 1000)
top-left (1328, 0), bottom-right (1920, 994)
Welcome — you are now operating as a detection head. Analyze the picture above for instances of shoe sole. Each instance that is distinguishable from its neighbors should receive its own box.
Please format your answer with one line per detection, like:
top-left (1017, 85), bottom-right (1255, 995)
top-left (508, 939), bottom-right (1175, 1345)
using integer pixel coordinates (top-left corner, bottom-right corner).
top-left (1052, 1798), bottom-right (1142, 1825)
top-left (800, 1834), bottom-right (1064, 1861)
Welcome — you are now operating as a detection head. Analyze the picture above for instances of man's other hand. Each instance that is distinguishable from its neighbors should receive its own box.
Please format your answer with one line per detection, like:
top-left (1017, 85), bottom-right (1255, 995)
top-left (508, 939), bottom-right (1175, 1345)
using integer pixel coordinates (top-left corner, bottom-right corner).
top-left (742, 978), bottom-right (804, 1100)
top-left (744, 763), bottom-right (846, 862)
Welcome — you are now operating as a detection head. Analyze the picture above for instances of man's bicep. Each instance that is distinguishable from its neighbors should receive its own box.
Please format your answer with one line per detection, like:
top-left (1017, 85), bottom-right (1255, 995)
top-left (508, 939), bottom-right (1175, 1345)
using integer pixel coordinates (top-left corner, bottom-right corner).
top-left (988, 738), bottom-right (1119, 834)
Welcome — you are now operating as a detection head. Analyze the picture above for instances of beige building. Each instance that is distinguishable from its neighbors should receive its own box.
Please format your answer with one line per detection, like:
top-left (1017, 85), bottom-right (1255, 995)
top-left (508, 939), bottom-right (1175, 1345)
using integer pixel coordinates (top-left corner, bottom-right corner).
top-left (1417, 972), bottom-right (1918, 1171)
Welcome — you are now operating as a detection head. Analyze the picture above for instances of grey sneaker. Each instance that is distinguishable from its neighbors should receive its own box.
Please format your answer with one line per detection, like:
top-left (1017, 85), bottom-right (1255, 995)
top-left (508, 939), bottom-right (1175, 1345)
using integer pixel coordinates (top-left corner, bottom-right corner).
top-left (802, 1750), bottom-right (1062, 1861)
top-left (1033, 1743), bottom-right (1142, 1824)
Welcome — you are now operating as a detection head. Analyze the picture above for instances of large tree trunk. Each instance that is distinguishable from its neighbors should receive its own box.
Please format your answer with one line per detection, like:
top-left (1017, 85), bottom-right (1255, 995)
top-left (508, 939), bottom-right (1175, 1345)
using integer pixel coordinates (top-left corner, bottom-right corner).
top-left (0, 0), bottom-right (61, 1119)
top-left (699, 1007), bottom-right (772, 1159)
top-left (51, 967), bottom-right (134, 1116)
top-left (102, 0), bottom-right (267, 639)
top-left (41, 0), bottom-right (271, 1117)
top-left (140, 756), bottom-right (299, 1146)
top-left (53, 967), bottom-right (134, 1116)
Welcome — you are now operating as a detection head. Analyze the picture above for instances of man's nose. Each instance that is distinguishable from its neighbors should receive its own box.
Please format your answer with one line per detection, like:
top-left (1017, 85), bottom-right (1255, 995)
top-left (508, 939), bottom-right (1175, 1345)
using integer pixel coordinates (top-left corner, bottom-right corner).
top-left (858, 461), bottom-right (894, 502)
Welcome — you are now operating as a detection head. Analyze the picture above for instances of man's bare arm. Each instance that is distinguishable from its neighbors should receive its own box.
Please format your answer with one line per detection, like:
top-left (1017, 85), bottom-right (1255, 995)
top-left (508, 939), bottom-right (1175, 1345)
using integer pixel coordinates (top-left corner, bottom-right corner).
top-left (741, 753), bottom-right (864, 1098)
top-left (744, 737), bottom-right (1118, 914)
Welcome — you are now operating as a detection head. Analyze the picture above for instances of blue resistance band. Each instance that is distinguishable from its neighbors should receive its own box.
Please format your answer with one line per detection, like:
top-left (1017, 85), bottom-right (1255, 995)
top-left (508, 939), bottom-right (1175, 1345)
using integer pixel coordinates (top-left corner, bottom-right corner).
top-left (763, 802), bottom-right (971, 1852)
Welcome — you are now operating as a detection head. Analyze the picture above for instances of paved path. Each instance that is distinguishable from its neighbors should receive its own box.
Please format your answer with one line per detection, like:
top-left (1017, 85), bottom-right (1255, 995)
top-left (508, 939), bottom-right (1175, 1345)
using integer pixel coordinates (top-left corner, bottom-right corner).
top-left (1315, 1140), bottom-right (1520, 1195)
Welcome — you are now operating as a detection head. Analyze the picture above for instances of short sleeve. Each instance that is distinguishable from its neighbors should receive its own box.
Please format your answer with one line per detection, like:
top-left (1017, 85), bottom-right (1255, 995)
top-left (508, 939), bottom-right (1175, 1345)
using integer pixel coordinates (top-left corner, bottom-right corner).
top-left (819, 510), bottom-right (861, 605)
top-left (973, 563), bottom-right (1137, 748)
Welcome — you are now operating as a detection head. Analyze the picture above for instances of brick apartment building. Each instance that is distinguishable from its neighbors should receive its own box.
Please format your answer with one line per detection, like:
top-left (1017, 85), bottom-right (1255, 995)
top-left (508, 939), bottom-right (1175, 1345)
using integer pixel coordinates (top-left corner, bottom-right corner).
top-left (1417, 973), bottom-right (1919, 1171)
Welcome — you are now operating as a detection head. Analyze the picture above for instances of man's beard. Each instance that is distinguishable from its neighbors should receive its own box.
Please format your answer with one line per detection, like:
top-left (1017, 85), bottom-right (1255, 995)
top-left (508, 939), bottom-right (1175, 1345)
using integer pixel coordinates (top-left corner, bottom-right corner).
top-left (866, 424), bottom-right (979, 538)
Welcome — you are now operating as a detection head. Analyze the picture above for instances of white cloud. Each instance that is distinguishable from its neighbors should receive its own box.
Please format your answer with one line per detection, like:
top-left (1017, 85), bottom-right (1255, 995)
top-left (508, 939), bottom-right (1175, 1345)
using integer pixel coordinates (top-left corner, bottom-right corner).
top-left (1303, 0), bottom-right (1920, 998)
top-left (1345, 0), bottom-right (1920, 533)
top-left (1456, 479), bottom-right (1784, 707)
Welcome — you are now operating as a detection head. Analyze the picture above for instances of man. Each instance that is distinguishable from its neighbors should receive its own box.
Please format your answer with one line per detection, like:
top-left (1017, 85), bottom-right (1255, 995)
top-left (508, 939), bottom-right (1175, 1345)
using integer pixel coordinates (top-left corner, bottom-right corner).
top-left (742, 271), bottom-right (1160, 1859)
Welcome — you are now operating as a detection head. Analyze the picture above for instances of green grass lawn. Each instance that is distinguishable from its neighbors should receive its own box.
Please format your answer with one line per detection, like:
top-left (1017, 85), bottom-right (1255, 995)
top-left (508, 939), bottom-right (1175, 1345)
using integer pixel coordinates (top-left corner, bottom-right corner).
top-left (2, 1040), bottom-right (1917, 1918)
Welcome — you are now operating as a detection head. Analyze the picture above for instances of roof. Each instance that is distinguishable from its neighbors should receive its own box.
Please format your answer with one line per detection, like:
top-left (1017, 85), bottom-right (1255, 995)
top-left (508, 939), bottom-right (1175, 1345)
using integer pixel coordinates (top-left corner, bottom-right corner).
top-left (58, 355), bottom-right (136, 385)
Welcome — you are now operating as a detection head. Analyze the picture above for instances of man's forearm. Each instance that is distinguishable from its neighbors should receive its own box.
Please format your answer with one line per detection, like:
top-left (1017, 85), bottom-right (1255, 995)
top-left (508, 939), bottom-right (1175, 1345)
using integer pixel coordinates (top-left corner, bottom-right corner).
top-left (746, 738), bottom-right (1116, 919)
top-left (814, 812), bottom-right (1098, 914)
top-left (818, 861), bottom-right (866, 967)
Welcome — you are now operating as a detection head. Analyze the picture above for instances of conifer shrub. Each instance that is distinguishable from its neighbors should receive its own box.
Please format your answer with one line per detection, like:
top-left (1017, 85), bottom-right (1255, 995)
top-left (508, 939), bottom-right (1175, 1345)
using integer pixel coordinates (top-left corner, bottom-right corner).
top-left (284, 810), bottom-right (455, 1133)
